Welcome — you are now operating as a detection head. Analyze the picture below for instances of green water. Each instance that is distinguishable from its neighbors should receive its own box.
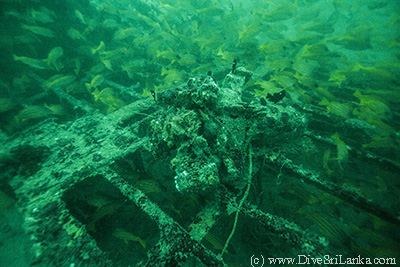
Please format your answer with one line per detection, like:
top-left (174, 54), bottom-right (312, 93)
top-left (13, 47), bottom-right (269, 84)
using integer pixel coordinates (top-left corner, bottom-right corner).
top-left (0, 0), bottom-right (399, 266)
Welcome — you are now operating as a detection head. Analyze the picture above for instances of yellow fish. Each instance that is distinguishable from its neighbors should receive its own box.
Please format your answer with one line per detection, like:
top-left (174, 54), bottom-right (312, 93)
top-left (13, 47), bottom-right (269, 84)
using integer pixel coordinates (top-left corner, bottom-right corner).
top-left (13, 54), bottom-right (47, 69)
top-left (331, 133), bottom-right (348, 170)
top-left (0, 190), bottom-right (15, 211)
top-left (87, 203), bottom-right (119, 232)
top-left (30, 8), bottom-right (54, 24)
top-left (203, 232), bottom-right (226, 252)
top-left (322, 149), bottom-right (333, 175)
top-left (74, 10), bottom-right (86, 24)
top-left (353, 90), bottom-right (391, 121)
top-left (161, 67), bottom-right (183, 86)
top-left (86, 74), bottom-right (104, 91)
top-left (91, 41), bottom-right (105, 55)
top-left (156, 48), bottom-right (179, 64)
top-left (259, 40), bottom-right (289, 54)
top-left (135, 179), bottom-right (163, 193)
top-left (15, 105), bottom-right (53, 124)
top-left (113, 27), bottom-right (139, 40)
top-left (44, 75), bottom-right (76, 90)
top-left (67, 28), bottom-right (85, 40)
top-left (21, 24), bottom-right (55, 37)
top-left (299, 209), bottom-right (351, 247)
top-left (85, 194), bottom-right (112, 208)
top-left (319, 98), bottom-right (352, 118)
top-left (113, 228), bottom-right (146, 248)
top-left (45, 47), bottom-right (64, 71)
top-left (0, 98), bottom-right (15, 113)
top-left (237, 22), bottom-right (260, 46)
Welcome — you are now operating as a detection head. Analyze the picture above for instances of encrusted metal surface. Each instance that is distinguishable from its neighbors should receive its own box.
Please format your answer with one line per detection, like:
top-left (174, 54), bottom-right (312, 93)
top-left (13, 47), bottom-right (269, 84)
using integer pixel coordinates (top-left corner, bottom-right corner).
top-left (1, 68), bottom-right (399, 266)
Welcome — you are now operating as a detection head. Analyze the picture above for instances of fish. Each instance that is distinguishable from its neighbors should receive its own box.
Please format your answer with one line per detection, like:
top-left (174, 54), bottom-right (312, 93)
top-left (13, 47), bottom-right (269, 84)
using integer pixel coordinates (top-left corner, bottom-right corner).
top-left (327, 31), bottom-right (371, 51)
top-left (92, 87), bottom-right (125, 114)
top-left (265, 56), bottom-right (292, 71)
top-left (134, 179), bottom-right (163, 193)
top-left (176, 53), bottom-right (197, 67)
top-left (74, 57), bottom-right (81, 75)
top-left (113, 27), bottom-right (140, 40)
top-left (11, 34), bottom-right (42, 45)
top-left (328, 70), bottom-right (347, 87)
top-left (301, 22), bottom-right (334, 34)
top-left (353, 90), bottom-right (391, 121)
top-left (86, 74), bottom-right (104, 91)
top-left (322, 149), bottom-right (333, 175)
top-left (254, 80), bottom-right (279, 94)
top-left (215, 47), bottom-right (237, 66)
top-left (315, 87), bottom-right (337, 101)
top-left (270, 73), bottom-right (296, 89)
top-left (30, 8), bottom-right (54, 24)
top-left (136, 12), bottom-right (160, 29)
top-left (21, 24), bottom-right (55, 37)
top-left (44, 75), bottom-right (76, 90)
top-left (351, 63), bottom-right (392, 85)
top-left (196, 6), bottom-right (225, 16)
top-left (121, 64), bottom-right (137, 79)
top-left (103, 19), bottom-right (118, 29)
top-left (259, 40), bottom-right (290, 54)
top-left (362, 135), bottom-right (396, 149)
top-left (296, 43), bottom-right (337, 62)
top-left (91, 41), bottom-right (105, 55)
top-left (237, 22), bottom-right (260, 46)
top-left (0, 98), bottom-right (15, 113)
top-left (155, 48), bottom-right (179, 64)
top-left (292, 59), bottom-right (315, 77)
top-left (161, 67), bottom-right (183, 86)
top-left (101, 59), bottom-right (113, 71)
top-left (67, 28), bottom-right (85, 40)
top-left (87, 203), bottom-right (120, 232)
top-left (91, 88), bottom-right (102, 102)
top-left (90, 63), bottom-right (107, 74)
top-left (113, 228), bottom-right (146, 248)
top-left (98, 3), bottom-right (118, 15)
top-left (74, 10), bottom-right (86, 24)
top-left (12, 74), bottom-right (31, 93)
top-left (13, 54), bottom-right (47, 69)
top-left (0, 190), bottom-right (15, 211)
top-left (349, 224), bottom-right (400, 258)
top-left (298, 209), bottom-right (351, 247)
top-left (204, 232), bottom-right (225, 252)
top-left (191, 63), bottom-right (215, 74)
top-left (45, 47), bottom-right (64, 71)
top-left (294, 72), bottom-right (317, 88)
top-left (5, 10), bottom-right (25, 20)
top-left (15, 105), bottom-right (53, 123)
top-left (85, 194), bottom-right (112, 208)
top-left (44, 103), bottom-right (67, 117)
top-left (141, 83), bottom-right (156, 99)
top-left (331, 132), bottom-right (348, 170)
top-left (318, 98), bottom-right (352, 118)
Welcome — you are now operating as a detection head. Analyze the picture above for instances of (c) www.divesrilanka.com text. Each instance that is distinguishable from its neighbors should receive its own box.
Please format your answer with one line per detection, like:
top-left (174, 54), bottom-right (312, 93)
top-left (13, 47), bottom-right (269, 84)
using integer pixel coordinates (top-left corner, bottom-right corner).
top-left (251, 255), bottom-right (396, 265)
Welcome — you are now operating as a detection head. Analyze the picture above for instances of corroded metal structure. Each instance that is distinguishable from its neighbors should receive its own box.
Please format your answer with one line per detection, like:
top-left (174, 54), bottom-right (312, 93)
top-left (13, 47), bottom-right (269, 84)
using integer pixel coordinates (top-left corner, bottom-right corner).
top-left (1, 67), bottom-right (399, 266)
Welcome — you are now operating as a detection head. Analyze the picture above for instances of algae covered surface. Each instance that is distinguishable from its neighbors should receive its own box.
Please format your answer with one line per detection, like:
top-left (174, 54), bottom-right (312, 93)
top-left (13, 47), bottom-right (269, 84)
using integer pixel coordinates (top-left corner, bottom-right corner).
top-left (0, 0), bottom-right (399, 266)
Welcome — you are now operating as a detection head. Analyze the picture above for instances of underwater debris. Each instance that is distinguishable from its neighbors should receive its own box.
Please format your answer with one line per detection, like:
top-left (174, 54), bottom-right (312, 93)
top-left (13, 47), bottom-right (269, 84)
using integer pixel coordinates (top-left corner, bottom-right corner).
top-left (2, 0), bottom-right (400, 265)
top-left (231, 59), bottom-right (237, 74)
top-left (266, 90), bottom-right (286, 104)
